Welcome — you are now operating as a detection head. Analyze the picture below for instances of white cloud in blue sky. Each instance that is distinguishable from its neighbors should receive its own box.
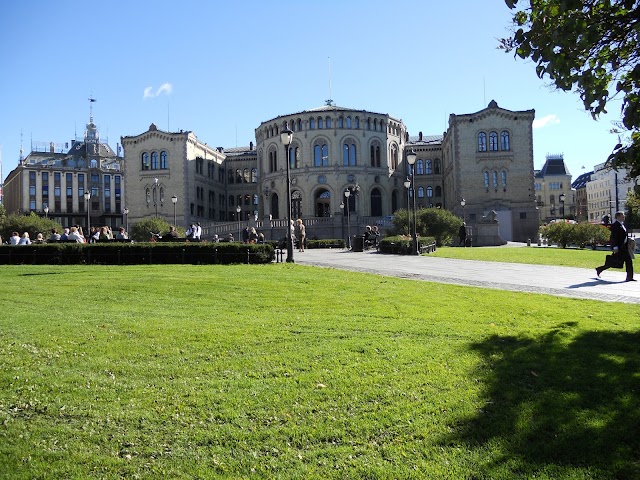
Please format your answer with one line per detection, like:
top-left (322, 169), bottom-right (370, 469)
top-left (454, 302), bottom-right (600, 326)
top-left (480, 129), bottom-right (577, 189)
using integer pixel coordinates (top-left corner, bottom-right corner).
top-left (533, 114), bottom-right (560, 129)
top-left (143, 83), bottom-right (173, 99)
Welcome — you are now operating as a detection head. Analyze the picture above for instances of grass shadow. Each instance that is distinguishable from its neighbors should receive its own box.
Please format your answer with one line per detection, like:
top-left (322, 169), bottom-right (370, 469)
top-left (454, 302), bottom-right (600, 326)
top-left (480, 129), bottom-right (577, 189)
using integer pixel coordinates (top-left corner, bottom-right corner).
top-left (441, 324), bottom-right (640, 478)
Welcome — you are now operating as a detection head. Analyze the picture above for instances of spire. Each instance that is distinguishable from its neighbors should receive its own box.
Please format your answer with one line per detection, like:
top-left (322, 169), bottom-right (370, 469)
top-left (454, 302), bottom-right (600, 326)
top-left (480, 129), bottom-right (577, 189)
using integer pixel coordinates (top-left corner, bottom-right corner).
top-left (86, 97), bottom-right (99, 143)
top-left (19, 130), bottom-right (24, 165)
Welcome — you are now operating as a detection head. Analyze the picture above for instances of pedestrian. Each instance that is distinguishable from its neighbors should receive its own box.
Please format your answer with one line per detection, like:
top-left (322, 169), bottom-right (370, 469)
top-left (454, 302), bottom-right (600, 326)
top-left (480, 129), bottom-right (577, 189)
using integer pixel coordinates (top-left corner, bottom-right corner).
top-left (459, 222), bottom-right (467, 247)
top-left (295, 219), bottom-right (306, 252)
top-left (595, 211), bottom-right (635, 282)
top-left (18, 232), bottom-right (31, 245)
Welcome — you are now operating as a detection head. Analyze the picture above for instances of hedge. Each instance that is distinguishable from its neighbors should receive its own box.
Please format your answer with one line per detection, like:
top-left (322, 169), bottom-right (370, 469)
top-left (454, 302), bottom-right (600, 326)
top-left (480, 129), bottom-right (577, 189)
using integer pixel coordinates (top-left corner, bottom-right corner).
top-left (0, 242), bottom-right (274, 265)
top-left (378, 235), bottom-right (437, 255)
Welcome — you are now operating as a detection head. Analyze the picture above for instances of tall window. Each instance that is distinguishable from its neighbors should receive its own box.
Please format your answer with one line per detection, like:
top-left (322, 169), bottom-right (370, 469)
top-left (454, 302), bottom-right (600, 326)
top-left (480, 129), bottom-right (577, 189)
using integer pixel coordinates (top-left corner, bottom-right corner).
top-left (309, 117), bottom-right (315, 129)
top-left (427, 186), bottom-right (433, 199)
top-left (343, 142), bottom-right (356, 166)
top-left (160, 151), bottom-right (168, 169)
top-left (289, 145), bottom-right (300, 169)
top-left (492, 171), bottom-right (498, 188)
top-left (425, 159), bottom-right (433, 175)
top-left (370, 141), bottom-right (381, 167)
top-left (390, 145), bottom-right (398, 169)
top-left (500, 131), bottom-right (510, 150)
top-left (434, 159), bottom-right (441, 174)
top-left (501, 170), bottom-right (507, 188)
top-left (370, 188), bottom-right (382, 217)
top-left (151, 152), bottom-right (159, 169)
top-left (251, 168), bottom-right (257, 182)
top-left (325, 117), bottom-right (331, 128)
top-left (418, 186), bottom-right (424, 198)
top-left (489, 132), bottom-right (499, 151)
top-left (354, 117), bottom-right (359, 129)
top-left (416, 159), bottom-right (424, 175)
top-left (347, 116), bottom-right (352, 128)
top-left (314, 142), bottom-right (329, 166)
top-left (318, 117), bottom-right (323, 129)
top-left (338, 117), bottom-right (344, 128)
top-left (292, 190), bottom-right (302, 219)
top-left (484, 171), bottom-right (490, 190)
top-left (104, 175), bottom-right (111, 213)
top-left (478, 132), bottom-right (487, 152)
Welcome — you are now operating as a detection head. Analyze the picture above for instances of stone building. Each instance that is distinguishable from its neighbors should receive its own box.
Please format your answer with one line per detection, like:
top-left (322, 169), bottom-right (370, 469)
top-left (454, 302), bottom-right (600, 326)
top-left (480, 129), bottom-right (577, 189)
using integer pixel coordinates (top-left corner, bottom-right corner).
top-left (121, 100), bottom-right (539, 243)
top-left (534, 154), bottom-right (574, 223)
top-left (587, 162), bottom-right (636, 224)
top-left (3, 111), bottom-right (124, 230)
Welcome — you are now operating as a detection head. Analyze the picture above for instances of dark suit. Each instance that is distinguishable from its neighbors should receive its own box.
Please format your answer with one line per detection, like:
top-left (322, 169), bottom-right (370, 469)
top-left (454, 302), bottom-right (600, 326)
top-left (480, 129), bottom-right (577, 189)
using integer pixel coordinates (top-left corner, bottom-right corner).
top-left (597, 220), bottom-right (634, 280)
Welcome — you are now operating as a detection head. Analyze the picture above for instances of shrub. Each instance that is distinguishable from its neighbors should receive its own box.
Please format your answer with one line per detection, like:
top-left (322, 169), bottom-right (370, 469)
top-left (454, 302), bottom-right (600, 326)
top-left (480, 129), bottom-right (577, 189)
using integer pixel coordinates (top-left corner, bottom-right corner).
top-left (544, 222), bottom-right (575, 248)
top-left (379, 235), bottom-right (436, 255)
top-left (1, 212), bottom-right (63, 243)
top-left (306, 239), bottom-right (346, 249)
top-left (415, 208), bottom-right (461, 246)
top-left (574, 222), bottom-right (610, 249)
top-left (130, 218), bottom-right (173, 242)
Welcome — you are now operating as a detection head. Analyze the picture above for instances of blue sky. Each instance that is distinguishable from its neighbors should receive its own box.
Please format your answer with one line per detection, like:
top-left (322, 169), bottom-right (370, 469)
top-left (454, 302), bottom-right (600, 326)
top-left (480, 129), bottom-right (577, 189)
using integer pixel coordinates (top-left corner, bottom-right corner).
top-left (0, 0), bottom-right (621, 184)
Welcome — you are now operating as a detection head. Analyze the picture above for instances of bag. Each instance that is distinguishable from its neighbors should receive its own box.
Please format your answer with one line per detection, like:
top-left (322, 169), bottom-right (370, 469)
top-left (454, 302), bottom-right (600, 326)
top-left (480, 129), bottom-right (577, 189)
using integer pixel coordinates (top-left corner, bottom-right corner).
top-left (605, 253), bottom-right (624, 269)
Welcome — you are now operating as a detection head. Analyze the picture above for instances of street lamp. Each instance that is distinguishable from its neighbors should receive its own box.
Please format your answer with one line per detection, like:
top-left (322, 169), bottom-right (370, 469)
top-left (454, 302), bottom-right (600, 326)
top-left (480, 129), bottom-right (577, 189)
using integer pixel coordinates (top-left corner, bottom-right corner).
top-left (84, 191), bottom-right (91, 234)
top-left (171, 195), bottom-right (178, 227)
top-left (340, 202), bottom-right (345, 248)
top-left (44, 206), bottom-right (49, 219)
top-left (345, 189), bottom-right (352, 250)
top-left (236, 204), bottom-right (242, 242)
top-left (460, 198), bottom-right (466, 223)
top-left (154, 178), bottom-right (159, 217)
top-left (406, 149), bottom-right (419, 255)
top-left (404, 178), bottom-right (411, 235)
top-left (280, 122), bottom-right (294, 263)
top-left (559, 193), bottom-right (566, 219)
top-left (123, 208), bottom-right (129, 233)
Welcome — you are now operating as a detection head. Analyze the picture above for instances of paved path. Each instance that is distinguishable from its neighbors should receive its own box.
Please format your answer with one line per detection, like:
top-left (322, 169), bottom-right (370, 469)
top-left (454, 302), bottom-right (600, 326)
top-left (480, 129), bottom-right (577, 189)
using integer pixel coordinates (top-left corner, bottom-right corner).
top-left (293, 246), bottom-right (640, 304)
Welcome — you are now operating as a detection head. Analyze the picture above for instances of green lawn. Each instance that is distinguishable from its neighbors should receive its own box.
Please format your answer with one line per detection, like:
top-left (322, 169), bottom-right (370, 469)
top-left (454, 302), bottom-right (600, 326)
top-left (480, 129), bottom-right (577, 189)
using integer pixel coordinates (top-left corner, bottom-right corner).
top-left (1, 263), bottom-right (639, 479)
top-left (431, 245), bottom-right (638, 270)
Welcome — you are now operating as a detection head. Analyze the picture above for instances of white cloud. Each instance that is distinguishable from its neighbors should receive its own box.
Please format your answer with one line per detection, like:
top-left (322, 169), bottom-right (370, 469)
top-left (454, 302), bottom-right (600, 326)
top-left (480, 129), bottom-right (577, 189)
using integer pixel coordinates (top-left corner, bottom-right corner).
top-left (143, 83), bottom-right (173, 99)
top-left (533, 114), bottom-right (560, 129)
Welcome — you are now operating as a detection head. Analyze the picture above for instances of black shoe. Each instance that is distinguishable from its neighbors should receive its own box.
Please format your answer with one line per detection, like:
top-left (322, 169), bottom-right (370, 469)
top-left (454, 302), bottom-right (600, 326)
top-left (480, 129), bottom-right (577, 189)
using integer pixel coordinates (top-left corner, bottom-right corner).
top-left (595, 268), bottom-right (603, 278)
top-left (625, 278), bottom-right (637, 282)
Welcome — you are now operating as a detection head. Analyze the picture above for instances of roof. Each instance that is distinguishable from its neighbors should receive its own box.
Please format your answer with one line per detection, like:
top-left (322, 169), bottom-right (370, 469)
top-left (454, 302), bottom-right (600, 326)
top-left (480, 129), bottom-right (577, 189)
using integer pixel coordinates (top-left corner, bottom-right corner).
top-left (408, 135), bottom-right (443, 145)
top-left (539, 156), bottom-right (570, 176)
top-left (571, 171), bottom-right (594, 189)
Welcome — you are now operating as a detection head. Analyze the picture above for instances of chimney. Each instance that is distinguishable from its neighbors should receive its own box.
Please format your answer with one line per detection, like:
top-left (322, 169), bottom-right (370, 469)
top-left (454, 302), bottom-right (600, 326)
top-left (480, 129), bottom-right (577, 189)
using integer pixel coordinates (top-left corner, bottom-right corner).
top-left (419, 132), bottom-right (423, 141)
top-left (250, 141), bottom-right (254, 151)
top-left (50, 142), bottom-right (55, 153)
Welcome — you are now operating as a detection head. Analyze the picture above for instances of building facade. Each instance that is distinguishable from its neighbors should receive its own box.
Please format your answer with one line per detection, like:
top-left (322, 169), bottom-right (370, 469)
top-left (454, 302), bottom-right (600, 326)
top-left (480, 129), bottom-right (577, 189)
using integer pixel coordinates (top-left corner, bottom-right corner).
top-left (534, 154), bottom-right (575, 223)
top-left (586, 162), bottom-right (636, 223)
top-left (3, 113), bottom-right (124, 230)
top-left (119, 101), bottom-right (539, 243)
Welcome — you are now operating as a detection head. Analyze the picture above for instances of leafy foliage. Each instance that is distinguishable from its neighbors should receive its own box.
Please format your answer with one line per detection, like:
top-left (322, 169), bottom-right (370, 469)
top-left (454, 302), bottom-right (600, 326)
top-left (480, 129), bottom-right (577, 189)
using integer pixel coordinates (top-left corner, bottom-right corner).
top-left (130, 217), bottom-right (173, 242)
top-left (501, 0), bottom-right (640, 176)
top-left (625, 189), bottom-right (640, 229)
top-left (540, 221), bottom-right (610, 248)
top-left (0, 212), bottom-right (63, 242)
top-left (392, 207), bottom-right (462, 246)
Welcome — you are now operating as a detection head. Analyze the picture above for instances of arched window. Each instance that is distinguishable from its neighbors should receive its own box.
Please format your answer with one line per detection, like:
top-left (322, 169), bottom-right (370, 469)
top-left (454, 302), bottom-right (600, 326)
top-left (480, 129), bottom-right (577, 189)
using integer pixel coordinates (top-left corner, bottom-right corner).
top-left (325, 117), bottom-right (331, 128)
top-left (501, 170), bottom-right (507, 188)
top-left (492, 171), bottom-right (498, 188)
top-left (228, 169), bottom-right (234, 184)
top-left (289, 145), bottom-right (300, 169)
top-left (269, 149), bottom-right (277, 173)
top-left (146, 188), bottom-right (150, 205)
top-left (435, 186), bottom-right (442, 197)
top-left (390, 144), bottom-right (398, 169)
top-left (338, 117), bottom-right (344, 128)
top-left (501, 131), bottom-right (510, 150)
top-left (426, 186), bottom-right (433, 198)
top-left (141, 152), bottom-right (149, 170)
top-left (371, 188), bottom-right (382, 217)
top-left (253, 194), bottom-right (258, 205)
top-left (314, 141), bottom-right (329, 166)
top-left (151, 152), bottom-right (159, 170)
top-left (346, 116), bottom-right (352, 128)
top-left (425, 159), bottom-right (433, 175)
top-left (354, 117), bottom-right (360, 129)
top-left (484, 171), bottom-right (490, 190)
top-left (489, 132), bottom-right (499, 151)
top-left (418, 186), bottom-right (425, 198)
top-left (318, 117), bottom-right (323, 129)
top-left (297, 119), bottom-right (302, 131)
top-left (160, 151), bottom-right (168, 169)
top-left (434, 159), bottom-right (441, 174)
top-left (478, 132), bottom-right (487, 152)
top-left (236, 169), bottom-right (243, 183)
top-left (309, 117), bottom-right (315, 129)
top-left (370, 140), bottom-right (381, 167)
top-left (343, 141), bottom-right (357, 166)
top-left (292, 190), bottom-right (302, 219)
top-left (251, 168), bottom-right (257, 183)
top-left (416, 159), bottom-right (424, 175)
top-left (243, 168), bottom-right (250, 183)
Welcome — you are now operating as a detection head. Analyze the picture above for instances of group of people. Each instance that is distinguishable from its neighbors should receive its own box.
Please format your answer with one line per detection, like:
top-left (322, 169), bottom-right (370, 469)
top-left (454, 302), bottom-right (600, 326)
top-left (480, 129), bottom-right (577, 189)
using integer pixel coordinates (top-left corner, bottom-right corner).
top-left (363, 225), bottom-right (381, 248)
top-left (3, 225), bottom-right (128, 245)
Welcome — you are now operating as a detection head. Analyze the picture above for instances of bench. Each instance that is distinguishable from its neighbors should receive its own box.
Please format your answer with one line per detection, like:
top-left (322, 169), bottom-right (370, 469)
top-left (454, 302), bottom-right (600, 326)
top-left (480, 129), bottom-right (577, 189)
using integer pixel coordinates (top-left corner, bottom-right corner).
top-left (419, 242), bottom-right (437, 254)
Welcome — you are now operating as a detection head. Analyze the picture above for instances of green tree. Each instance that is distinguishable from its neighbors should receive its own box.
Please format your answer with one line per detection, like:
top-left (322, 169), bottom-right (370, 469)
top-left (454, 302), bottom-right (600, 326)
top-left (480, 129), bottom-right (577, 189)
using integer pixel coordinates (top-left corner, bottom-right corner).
top-left (625, 189), bottom-right (640, 229)
top-left (1, 212), bottom-right (63, 242)
top-left (500, 0), bottom-right (640, 176)
top-left (415, 208), bottom-right (461, 246)
top-left (130, 217), bottom-right (173, 242)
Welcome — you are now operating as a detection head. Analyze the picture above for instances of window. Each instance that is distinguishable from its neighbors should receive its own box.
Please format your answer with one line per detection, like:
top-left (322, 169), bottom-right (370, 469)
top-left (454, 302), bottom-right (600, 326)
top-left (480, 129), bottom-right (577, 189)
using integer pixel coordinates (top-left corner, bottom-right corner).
top-left (425, 159), bottom-right (432, 175)
top-left (434, 159), bottom-right (441, 174)
top-left (343, 142), bottom-right (356, 166)
top-left (520, 212), bottom-right (527, 219)
top-left (347, 116), bottom-right (352, 128)
top-left (338, 117), bottom-right (344, 128)
top-left (390, 145), bottom-right (398, 169)
top-left (269, 149), bottom-right (278, 173)
top-left (484, 171), bottom-right (490, 190)
top-left (492, 171), bottom-right (498, 188)
top-left (314, 141), bottom-right (329, 166)
top-left (90, 159), bottom-right (98, 168)
top-left (236, 169), bottom-right (243, 183)
top-left (354, 117), bottom-right (359, 129)
top-left (370, 140), bottom-right (381, 167)
top-left (160, 151), bottom-right (168, 169)
top-left (500, 131), bottom-right (510, 150)
top-left (141, 153), bottom-right (150, 170)
top-left (251, 168), bottom-right (257, 182)
top-left (418, 186), bottom-right (424, 198)
top-left (435, 186), bottom-right (442, 197)
top-left (478, 132), bottom-right (487, 152)
top-left (297, 119), bottom-right (302, 131)
top-left (370, 188), bottom-right (382, 217)
top-left (228, 169), bottom-right (234, 184)
top-left (309, 117), bottom-right (315, 129)
top-left (489, 132), bottom-right (498, 151)
top-left (416, 159), bottom-right (424, 175)
top-left (501, 170), bottom-right (507, 189)
top-left (427, 186), bottom-right (433, 198)
top-left (326, 117), bottom-right (331, 128)
top-left (289, 146), bottom-right (300, 169)
top-left (318, 117), bottom-right (323, 129)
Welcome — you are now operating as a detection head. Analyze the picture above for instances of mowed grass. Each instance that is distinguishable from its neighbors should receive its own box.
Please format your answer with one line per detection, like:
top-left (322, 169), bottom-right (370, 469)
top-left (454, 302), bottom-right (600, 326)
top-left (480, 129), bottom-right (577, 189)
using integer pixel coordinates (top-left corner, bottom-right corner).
top-left (1, 263), bottom-right (639, 479)
top-left (431, 245), bottom-right (639, 269)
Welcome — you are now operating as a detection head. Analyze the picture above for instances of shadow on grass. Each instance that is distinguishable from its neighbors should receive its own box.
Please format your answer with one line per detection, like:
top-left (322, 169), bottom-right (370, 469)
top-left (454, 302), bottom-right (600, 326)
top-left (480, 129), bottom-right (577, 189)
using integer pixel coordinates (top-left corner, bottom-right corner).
top-left (443, 323), bottom-right (640, 478)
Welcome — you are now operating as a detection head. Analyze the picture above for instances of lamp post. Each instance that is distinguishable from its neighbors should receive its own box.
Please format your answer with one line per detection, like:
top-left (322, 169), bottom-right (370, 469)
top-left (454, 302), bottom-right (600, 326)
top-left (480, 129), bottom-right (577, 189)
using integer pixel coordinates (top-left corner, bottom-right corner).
top-left (280, 123), bottom-right (294, 263)
top-left (123, 208), bottom-right (129, 233)
top-left (559, 193), bottom-right (565, 219)
top-left (44, 206), bottom-right (49, 219)
top-left (404, 179), bottom-right (411, 235)
top-left (460, 198), bottom-right (466, 223)
top-left (154, 178), bottom-right (159, 218)
top-left (236, 204), bottom-right (242, 241)
top-left (406, 149), bottom-right (419, 255)
top-left (84, 191), bottom-right (91, 234)
top-left (340, 202), bottom-right (345, 248)
top-left (345, 189), bottom-right (351, 250)
top-left (171, 195), bottom-right (177, 227)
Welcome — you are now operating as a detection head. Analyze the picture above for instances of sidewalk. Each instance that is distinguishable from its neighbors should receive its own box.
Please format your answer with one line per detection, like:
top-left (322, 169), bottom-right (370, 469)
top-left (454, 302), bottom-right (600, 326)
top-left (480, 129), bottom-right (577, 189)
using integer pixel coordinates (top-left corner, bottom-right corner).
top-left (293, 247), bottom-right (640, 304)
